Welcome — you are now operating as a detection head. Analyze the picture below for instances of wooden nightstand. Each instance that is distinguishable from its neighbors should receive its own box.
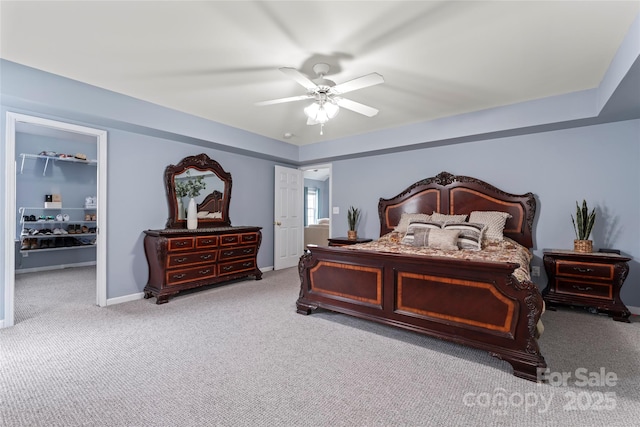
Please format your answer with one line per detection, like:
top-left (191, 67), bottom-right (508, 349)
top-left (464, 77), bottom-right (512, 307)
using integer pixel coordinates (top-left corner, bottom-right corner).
top-left (328, 237), bottom-right (373, 247)
top-left (542, 249), bottom-right (631, 322)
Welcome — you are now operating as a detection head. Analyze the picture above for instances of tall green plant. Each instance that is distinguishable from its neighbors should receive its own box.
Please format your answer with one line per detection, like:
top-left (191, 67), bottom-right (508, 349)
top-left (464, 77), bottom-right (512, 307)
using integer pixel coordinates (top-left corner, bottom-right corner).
top-left (347, 206), bottom-right (361, 231)
top-left (571, 200), bottom-right (596, 240)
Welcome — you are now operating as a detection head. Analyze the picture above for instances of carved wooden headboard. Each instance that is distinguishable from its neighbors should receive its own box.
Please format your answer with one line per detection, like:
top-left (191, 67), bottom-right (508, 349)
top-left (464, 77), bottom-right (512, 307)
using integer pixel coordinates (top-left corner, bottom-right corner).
top-left (377, 171), bottom-right (536, 248)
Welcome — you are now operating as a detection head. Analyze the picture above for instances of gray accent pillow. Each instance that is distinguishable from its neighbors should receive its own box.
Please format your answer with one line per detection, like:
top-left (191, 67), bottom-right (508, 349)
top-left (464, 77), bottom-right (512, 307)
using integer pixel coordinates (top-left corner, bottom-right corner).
top-left (411, 228), bottom-right (460, 251)
top-left (401, 221), bottom-right (443, 245)
top-left (443, 222), bottom-right (487, 250)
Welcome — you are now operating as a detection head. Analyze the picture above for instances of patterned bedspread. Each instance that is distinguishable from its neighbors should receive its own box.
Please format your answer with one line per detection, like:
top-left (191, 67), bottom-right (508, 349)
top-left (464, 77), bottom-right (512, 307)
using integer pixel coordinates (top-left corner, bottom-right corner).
top-left (344, 233), bottom-right (533, 283)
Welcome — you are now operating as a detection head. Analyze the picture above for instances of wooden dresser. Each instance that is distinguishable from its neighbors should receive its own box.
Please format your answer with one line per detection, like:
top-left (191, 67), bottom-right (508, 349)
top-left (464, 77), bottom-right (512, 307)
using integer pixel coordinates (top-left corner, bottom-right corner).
top-left (542, 249), bottom-right (631, 322)
top-left (143, 226), bottom-right (262, 304)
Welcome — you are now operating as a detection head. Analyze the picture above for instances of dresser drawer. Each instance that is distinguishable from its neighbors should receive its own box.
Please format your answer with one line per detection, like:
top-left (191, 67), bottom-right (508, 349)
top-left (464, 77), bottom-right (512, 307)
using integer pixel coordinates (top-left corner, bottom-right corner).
top-left (196, 236), bottom-right (218, 248)
top-left (219, 246), bottom-right (257, 260)
top-left (241, 232), bottom-right (259, 244)
top-left (168, 237), bottom-right (195, 251)
top-left (166, 264), bottom-right (216, 285)
top-left (220, 234), bottom-right (240, 246)
top-left (219, 259), bottom-right (256, 276)
top-left (167, 250), bottom-right (217, 268)
top-left (556, 278), bottom-right (612, 300)
top-left (556, 260), bottom-right (613, 280)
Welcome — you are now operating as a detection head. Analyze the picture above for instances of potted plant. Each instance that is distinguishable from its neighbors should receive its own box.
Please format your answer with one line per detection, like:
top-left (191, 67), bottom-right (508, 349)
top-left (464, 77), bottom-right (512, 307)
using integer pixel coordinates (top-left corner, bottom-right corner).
top-left (347, 206), bottom-right (361, 240)
top-left (571, 199), bottom-right (596, 253)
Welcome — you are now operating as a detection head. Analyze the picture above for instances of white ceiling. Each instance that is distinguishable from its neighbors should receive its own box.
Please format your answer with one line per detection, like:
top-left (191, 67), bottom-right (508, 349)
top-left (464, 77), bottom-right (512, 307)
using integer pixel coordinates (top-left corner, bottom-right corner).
top-left (1, 1), bottom-right (638, 146)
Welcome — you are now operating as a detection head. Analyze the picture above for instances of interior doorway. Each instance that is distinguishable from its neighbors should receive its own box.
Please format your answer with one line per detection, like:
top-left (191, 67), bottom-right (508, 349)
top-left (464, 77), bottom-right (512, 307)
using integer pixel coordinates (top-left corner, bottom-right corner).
top-left (301, 164), bottom-right (332, 248)
top-left (3, 112), bottom-right (108, 328)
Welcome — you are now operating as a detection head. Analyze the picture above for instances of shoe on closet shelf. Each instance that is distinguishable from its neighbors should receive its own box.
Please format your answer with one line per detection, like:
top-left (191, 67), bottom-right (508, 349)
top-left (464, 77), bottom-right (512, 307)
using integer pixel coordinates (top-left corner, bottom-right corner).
top-left (56, 214), bottom-right (63, 222)
top-left (81, 226), bottom-right (89, 234)
top-left (21, 239), bottom-right (31, 250)
top-left (30, 239), bottom-right (39, 250)
top-left (62, 214), bottom-right (70, 222)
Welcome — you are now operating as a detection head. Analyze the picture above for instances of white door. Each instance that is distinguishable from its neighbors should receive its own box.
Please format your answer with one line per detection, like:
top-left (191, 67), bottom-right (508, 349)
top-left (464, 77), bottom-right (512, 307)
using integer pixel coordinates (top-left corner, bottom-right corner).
top-left (274, 165), bottom-right (303, 270)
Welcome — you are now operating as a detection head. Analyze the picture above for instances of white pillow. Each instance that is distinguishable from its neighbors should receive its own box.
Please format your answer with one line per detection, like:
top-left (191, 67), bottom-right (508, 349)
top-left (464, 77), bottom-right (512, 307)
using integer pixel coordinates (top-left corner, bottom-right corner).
top-left (394, 213), bottom-right (431, 234)
top-left (469, 211), bottom-right (512, 241)
top-left (317, 218), bottom-right (330, 225)
top-left (431, 212), bottom-right (468, 223)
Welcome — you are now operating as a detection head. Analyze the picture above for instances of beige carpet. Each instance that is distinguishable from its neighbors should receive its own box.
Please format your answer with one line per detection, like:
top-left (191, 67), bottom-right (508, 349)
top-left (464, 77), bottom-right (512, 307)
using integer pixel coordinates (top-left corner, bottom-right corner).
top-left (2, 266), bottom-right (639, 426)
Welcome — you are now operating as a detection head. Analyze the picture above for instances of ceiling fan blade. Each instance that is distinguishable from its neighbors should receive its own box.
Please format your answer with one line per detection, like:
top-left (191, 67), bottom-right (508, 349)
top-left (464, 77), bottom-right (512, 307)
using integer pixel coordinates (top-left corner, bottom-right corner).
top-left (335, 98), bottom-right (379, 117)
top-left (331, 73), bottom-right (384, 95)
top-left (306, 117), bottom-right (319, 125)
top-left (279, 67), bottom-right (318, 91)
top-left (255, 94), bottom-right (314, 106)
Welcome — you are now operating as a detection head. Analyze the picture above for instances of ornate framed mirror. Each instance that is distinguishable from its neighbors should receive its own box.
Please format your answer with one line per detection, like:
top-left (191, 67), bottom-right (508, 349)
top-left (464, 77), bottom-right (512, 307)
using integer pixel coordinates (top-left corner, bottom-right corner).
top-left (164, 153), bottom-right (232, 228)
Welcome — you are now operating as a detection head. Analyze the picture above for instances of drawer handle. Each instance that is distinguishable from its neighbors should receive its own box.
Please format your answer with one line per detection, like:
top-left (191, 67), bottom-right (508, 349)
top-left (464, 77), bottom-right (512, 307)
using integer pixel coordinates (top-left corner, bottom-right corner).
top-left (199, 269), bottom-right (211, 275)
top-left (245, 235), bottom-right (255, 241)
top-left (175, 257), bottom-right (188, 263)
top-left (242, 262), bottom-right (253, 267)
top-left (223, 251), bottom-right (234, 256)
top-left (243, 248), bottom-right (253, 254)
top-left (201, 239), bottom-right (215, 244)
top-left (572, 267), bottom-right (594, 273)
top-left (175, 241), bottom-right (189, 247)
top-left (222, 266), bottom-right (233, 271)
top-left (172, 273), bottom-right (186, 279)
top-left (223, 237), bottom-right (235, 243)
top-left (572, 285), bottom-right (593, 292)
top-left (200, 254), bottom-right (213, 260)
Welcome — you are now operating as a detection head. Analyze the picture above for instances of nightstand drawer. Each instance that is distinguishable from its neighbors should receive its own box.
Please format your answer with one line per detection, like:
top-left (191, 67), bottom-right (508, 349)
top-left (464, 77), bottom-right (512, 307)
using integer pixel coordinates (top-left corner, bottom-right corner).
top-left (556, 260), bottom-right (613, 280)
top-left (556, 278), bottom-right (612, 300)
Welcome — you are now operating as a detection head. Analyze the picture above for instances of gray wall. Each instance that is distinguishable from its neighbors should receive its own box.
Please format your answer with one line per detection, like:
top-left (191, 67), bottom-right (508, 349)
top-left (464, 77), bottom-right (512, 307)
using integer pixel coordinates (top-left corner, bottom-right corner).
top-left (329, 119), bottom-right (640, 306)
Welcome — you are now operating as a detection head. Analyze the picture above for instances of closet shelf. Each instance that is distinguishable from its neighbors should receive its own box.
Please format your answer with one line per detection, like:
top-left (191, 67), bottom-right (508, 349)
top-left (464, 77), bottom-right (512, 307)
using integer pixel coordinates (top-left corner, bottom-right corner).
top-left (19, 153), bottom-right (97, 175)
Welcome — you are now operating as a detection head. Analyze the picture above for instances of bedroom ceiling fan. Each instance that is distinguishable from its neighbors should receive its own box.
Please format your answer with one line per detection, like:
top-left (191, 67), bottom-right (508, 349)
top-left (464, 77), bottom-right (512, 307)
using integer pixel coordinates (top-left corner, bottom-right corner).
top-left (256, 63), bottom-right (384, 135)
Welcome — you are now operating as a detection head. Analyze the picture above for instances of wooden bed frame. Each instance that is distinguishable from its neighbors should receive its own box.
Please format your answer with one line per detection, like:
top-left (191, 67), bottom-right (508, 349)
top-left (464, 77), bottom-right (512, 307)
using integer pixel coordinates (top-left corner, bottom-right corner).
top-left (297, 171), bottom-right (546, 381)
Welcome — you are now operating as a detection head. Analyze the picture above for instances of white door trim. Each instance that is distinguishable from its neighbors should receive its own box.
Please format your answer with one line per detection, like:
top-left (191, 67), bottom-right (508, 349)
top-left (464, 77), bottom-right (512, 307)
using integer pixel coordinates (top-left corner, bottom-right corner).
top-left (3, 112), bottom-right (108, 328)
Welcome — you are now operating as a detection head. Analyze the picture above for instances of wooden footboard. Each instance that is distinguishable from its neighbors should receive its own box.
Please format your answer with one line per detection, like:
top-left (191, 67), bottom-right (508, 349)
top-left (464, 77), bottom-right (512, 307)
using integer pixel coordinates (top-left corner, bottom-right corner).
top-left (297, 246), bottom-right (547, 381)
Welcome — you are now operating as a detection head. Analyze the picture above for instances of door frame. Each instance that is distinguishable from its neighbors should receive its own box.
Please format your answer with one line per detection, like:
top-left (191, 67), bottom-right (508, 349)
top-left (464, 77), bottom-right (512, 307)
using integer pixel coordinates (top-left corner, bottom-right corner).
top-left (3, 112), bottom-right (108, 328)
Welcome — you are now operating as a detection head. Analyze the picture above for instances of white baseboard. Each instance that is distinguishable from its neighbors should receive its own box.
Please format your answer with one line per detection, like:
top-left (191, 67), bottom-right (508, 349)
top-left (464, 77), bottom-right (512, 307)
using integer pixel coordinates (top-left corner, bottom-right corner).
top-left (15, 261), bottom-right (96, 274)
top-left (106, 292), bottom-right (144, 306)
top-left (628, 305), bottom-right (640, 316)
top-left (106, 269), bottom-right (272, 307)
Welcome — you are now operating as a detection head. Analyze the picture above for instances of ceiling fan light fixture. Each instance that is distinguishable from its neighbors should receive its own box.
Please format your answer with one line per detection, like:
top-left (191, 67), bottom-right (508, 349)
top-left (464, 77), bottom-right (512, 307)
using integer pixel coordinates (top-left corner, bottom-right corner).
top-left (304, 100), bottom-right (339, 124)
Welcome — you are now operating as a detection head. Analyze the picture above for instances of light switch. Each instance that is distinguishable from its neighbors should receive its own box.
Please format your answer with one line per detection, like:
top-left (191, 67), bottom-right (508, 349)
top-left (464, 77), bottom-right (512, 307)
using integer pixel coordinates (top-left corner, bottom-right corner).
top-left (332, 207), bottom-right (339, 214)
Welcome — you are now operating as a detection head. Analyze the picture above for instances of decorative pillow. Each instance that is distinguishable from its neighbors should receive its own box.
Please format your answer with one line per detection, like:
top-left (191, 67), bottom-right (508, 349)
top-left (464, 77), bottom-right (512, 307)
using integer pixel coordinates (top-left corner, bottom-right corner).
top-left (394, 213), bottom-right (432, 234)
top-left (443, 222), bottom-right (487, 250)
top-left (410, 228), bottom-right (460, 251)
top-left (431, 212), bottom-right (468, 223)
top-left (317, 218), bottom-right (330, 225)
top-left (401, 221), bottom-right (443, 245)
top-left (469, 211), bottom-right (512, 241)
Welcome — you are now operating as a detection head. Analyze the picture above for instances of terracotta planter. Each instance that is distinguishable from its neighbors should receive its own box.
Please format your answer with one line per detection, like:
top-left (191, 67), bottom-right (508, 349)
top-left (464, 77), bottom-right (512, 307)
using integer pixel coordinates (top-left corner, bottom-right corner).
top-left (347, 230), bottom-right (358, 240)
top-left (574, 239), bottom-right (593, 253)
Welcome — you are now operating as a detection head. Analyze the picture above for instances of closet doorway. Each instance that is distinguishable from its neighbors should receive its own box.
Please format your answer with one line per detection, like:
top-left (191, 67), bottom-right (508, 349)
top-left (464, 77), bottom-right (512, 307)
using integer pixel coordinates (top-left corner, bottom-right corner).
top-left (3, 112), bottom-right (107, 328)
